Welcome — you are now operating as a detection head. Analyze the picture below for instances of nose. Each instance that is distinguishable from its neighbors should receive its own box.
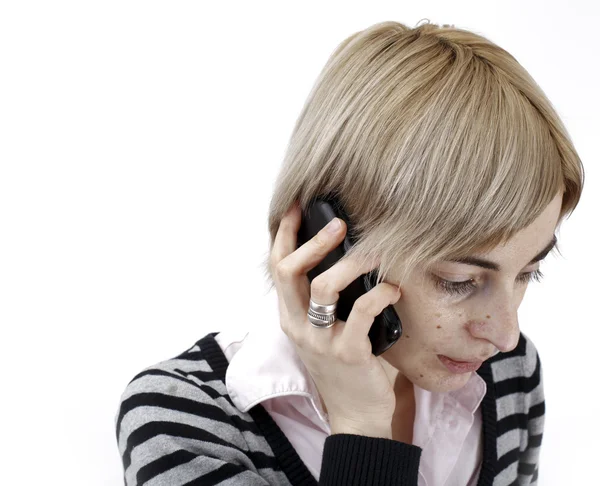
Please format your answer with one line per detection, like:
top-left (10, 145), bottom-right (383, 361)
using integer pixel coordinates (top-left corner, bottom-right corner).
top-left (466, 291), bottom-right (521, 353)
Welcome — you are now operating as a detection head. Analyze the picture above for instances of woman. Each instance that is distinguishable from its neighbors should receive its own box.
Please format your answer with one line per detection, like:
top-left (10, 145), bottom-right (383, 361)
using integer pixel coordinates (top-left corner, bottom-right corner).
top-left (114, 21), bottom-right (584, 485)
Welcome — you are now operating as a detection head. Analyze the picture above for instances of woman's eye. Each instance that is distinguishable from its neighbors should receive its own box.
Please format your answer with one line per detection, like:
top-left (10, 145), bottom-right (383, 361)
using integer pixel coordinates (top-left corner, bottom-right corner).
top-left (433, 277), bottom-right (475, 296)
top-left (516, 269), bottom-right (544, 285)
top-left (433, 269), bottom-right (545, 296)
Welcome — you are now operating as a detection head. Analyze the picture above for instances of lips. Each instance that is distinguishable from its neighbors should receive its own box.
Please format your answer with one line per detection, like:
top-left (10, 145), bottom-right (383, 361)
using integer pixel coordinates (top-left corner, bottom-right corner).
top-left (446, 357), bottom-right (483, 364)
top-left (438, 355), bottom-right (483, 373)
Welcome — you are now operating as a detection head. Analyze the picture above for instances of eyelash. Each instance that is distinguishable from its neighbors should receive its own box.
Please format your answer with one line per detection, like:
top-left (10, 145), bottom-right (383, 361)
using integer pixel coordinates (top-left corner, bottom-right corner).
top-left (434, 269), bottom-right (545, 296)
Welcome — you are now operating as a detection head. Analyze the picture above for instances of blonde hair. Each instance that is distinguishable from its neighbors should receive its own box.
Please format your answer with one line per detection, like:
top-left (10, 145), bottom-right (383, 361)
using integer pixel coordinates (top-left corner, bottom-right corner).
top-left (261, 20), bottom-right (584, 292)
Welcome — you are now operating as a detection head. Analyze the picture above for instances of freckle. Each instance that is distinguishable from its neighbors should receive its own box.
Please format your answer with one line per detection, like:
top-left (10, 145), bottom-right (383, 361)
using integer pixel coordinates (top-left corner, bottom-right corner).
top-left (486, 315), bottom-right (491, 319)
top-left (420, 374), bottom-right (424, 378)
top-left (437, 325), bottom-right (442, 329)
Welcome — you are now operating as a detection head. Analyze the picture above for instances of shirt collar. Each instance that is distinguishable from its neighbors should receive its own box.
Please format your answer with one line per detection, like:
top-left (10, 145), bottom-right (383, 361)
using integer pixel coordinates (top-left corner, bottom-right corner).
top-left (224, 319), bottom-right (486, 425)
top-left (225, 319), bottom-right (329, 423)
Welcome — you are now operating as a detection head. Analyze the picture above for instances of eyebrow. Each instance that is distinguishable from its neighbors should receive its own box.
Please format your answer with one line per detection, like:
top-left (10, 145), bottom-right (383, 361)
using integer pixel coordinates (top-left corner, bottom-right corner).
top-left (446, 235), bottom-right (558, 272)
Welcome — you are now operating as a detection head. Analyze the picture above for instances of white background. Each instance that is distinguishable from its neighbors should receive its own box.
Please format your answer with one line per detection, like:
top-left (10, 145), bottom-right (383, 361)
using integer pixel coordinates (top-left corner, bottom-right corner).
top-left (1, 1), bottom-right (598, 485)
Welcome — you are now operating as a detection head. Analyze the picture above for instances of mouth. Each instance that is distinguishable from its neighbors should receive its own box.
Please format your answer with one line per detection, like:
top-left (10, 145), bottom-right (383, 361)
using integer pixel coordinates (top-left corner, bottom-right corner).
top-left (438, 355), bottom-right (483, 374)
top-left (445, 356), bottom-right (484, 364)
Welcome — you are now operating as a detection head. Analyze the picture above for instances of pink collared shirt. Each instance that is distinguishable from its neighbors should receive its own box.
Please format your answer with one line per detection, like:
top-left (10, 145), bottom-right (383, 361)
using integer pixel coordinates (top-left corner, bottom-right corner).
top-left (215, 320), bottom-right (487, 486)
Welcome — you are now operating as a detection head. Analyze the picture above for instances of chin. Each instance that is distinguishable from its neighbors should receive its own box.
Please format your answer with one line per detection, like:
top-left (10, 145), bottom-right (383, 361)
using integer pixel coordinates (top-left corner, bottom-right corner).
top-left (410, 366), bottom-right (473, 393)
top-left (435, 372), bottom-right (473, 392)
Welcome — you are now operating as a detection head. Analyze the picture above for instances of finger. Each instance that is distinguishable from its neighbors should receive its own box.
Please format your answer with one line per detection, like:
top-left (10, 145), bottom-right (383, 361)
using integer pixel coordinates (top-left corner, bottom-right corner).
top-left (274, 212), bottom-right (346, 312)
top-left (338, 283), bottom-right (401, 354)
top-left (308, 255), bottom-right (382, 309)
top-left (276, 209), bottom-right (347, 278)
top-left (301, 256), bottom-right (388, 353)
top-left (271, 202), bottom-right (301, 314)
top-left (270, 201), bottom-right (302, 269)
top-left (271, 202), bottom-right (304, 320)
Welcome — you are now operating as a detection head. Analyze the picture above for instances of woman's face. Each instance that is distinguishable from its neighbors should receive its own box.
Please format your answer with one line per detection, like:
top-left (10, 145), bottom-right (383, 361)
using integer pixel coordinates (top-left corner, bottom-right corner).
top-left (381, 191), bottom-right (563, 394)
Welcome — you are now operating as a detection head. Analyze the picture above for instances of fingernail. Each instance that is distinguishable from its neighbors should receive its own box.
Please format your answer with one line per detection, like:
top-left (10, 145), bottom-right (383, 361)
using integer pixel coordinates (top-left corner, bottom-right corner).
top-left (326, 218), bottom-right (341, 233)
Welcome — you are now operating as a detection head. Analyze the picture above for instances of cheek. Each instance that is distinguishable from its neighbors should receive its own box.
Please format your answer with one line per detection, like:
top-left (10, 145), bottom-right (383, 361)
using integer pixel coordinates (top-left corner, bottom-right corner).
top-left (390, 288), bottom-right (474, 390)
top-left (393, 286), bottom-right (459, 331)
top-left (392, 297), bottom-right (464, 352)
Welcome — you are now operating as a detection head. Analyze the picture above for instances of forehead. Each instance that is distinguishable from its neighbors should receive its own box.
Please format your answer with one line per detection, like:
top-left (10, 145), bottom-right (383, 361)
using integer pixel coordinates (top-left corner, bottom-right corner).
top-left (470, 192), bottom-right (563, 264)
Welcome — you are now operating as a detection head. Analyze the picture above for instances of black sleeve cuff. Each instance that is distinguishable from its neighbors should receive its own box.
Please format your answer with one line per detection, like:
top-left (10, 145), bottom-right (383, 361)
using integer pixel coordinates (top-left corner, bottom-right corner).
top-left (319, 434), bottom-right (422, 485)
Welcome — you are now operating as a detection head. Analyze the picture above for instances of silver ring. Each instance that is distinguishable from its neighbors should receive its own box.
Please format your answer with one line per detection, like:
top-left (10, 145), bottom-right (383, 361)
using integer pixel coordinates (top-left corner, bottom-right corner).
top-left (308, 298), bottom-right (338, 328)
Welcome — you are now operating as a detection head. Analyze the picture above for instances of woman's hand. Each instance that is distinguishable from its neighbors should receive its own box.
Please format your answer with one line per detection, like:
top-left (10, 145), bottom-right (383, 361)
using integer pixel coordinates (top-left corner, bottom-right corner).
top-left (270, 201), bottom-right (402, 438)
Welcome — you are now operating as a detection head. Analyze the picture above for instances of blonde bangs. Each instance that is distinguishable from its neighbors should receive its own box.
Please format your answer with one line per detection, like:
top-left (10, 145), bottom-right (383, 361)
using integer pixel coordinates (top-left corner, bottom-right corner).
top-left (262, 21), bottom-right (584, 292)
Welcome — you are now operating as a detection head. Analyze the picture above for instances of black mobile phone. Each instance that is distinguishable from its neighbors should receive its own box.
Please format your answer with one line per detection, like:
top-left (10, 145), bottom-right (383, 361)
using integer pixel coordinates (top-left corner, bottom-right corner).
top-left (296, 194), bottom-right (402, 356)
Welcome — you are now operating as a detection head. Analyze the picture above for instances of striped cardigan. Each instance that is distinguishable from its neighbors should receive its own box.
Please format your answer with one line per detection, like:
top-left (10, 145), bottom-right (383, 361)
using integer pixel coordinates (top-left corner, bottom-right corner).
top-left (115, 330), bottom-right (544, 485)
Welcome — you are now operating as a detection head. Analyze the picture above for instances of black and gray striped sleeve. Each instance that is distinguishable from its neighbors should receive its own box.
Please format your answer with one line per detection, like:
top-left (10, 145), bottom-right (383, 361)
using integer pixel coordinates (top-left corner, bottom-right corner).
top-left (114, 362), bottom-right (281, 485)
top-left (520, 339), bottom-right (545, 486)
top-left (115, 359), bottom-right (423, 485)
